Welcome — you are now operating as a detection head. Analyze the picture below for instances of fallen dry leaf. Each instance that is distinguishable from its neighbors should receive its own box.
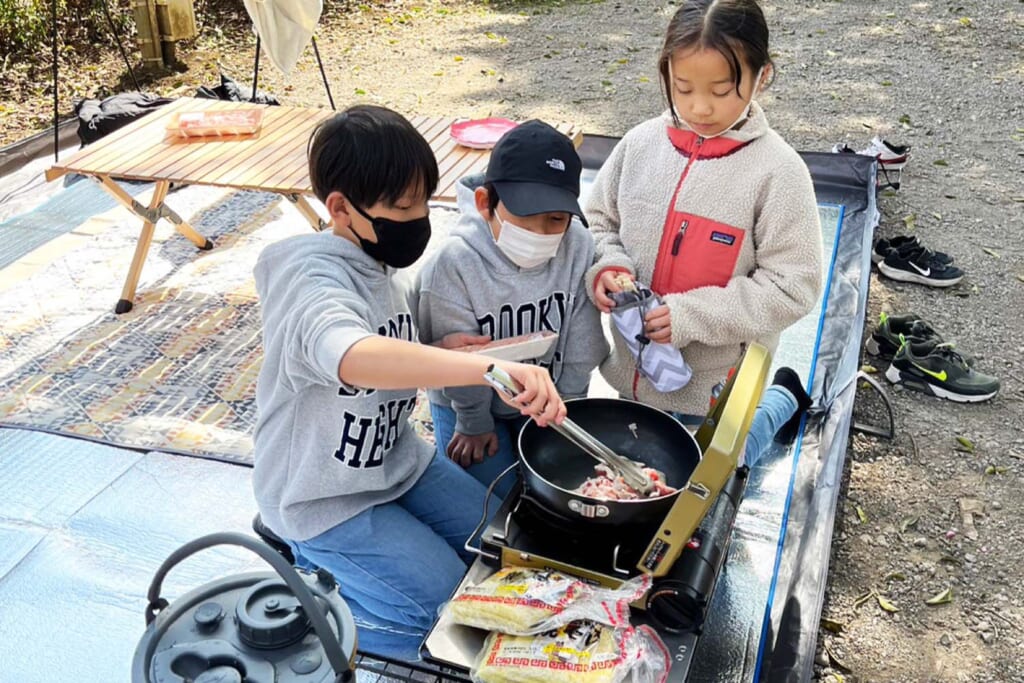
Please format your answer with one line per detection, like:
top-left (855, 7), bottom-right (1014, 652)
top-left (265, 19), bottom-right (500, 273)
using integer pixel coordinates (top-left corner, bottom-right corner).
top-left (925, 587), bottom-right (954, 605)
top-left (821, 617), bottom-right (845, 633)
top-left (877, 594), bottom-right (900, 612)
top-left (854, 591), bottom-right (874, 608)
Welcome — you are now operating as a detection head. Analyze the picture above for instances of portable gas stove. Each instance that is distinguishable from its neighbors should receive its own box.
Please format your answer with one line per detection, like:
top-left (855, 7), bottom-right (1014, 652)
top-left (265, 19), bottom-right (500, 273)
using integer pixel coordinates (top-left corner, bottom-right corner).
top-left (423, 344), bottom-right (771, 681)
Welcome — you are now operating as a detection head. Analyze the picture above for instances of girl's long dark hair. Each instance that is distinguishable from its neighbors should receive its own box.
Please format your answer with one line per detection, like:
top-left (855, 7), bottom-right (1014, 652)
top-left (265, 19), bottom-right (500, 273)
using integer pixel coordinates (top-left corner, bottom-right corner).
top-left (659, 0), bottom-right (774, 124)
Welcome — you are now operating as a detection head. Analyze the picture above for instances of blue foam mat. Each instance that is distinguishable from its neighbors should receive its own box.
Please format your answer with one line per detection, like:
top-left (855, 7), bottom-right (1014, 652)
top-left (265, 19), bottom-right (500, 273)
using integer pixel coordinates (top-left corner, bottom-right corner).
top-left (0, 178), bottom-right (152, 268)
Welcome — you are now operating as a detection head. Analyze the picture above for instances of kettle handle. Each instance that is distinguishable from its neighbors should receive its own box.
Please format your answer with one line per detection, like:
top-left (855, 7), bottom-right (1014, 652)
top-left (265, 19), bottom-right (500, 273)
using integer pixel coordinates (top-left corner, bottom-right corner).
top-left (144, 531), bottom-right (353, 683)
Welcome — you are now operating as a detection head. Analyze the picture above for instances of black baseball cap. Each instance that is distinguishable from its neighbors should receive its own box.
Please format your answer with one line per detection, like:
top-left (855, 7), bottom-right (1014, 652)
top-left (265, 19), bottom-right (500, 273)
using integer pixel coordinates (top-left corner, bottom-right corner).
top-left (484, 120), bottom-right (588, 227)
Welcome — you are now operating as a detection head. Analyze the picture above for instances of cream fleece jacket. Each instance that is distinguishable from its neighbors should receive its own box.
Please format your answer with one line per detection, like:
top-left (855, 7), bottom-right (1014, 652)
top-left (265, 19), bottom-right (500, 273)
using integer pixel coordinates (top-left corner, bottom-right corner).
top-left (584, 103), bottom-right (824, 415)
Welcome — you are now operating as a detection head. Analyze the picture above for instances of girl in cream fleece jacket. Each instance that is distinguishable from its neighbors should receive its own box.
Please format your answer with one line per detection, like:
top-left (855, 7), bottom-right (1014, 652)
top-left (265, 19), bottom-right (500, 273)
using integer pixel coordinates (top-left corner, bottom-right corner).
top-left (586, 0), bottom-right (824, 417)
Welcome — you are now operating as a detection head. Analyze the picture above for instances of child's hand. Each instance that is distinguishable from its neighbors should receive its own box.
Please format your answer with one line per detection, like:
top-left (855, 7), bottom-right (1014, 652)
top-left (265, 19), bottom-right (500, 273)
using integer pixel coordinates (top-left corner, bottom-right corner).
top-left (446, 431), bottom-right (499, 467)
top-left (495, 362), bottom-right (567, 428)
top-left (644, 305), bottom-right (673, 344)
top-left (594, 271), bottom-right (633, 313)
top-left (435, 332), bottom-right (491, 350)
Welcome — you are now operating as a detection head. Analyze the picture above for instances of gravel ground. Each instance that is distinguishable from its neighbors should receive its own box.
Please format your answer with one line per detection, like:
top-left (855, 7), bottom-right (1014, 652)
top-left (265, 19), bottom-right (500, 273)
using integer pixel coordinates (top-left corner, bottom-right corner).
top-left (4, 1), bottom-right (1024, 680)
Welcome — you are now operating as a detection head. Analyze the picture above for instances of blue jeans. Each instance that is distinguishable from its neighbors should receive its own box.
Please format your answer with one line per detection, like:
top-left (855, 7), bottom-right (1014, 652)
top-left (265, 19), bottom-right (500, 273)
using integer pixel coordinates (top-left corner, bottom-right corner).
top-left (285, 454), bottom-right (498, 661)
top-left (429, 403), bottom-right (527, 500)
top-left (672, 385), bottom-right (798, 468)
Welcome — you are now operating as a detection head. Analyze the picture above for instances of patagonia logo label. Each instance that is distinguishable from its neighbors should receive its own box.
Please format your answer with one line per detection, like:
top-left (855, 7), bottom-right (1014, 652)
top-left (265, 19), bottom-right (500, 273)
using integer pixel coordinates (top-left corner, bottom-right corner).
top-left (710, 231), bottom-right (735, 245)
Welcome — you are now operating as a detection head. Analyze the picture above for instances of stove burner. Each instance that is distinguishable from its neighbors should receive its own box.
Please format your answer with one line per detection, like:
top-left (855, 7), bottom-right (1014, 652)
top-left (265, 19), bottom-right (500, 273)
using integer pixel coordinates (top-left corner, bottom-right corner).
top-left (482, 483), bottom-right (657, 579)
top-left (473, 470), bottom-right (749, 635)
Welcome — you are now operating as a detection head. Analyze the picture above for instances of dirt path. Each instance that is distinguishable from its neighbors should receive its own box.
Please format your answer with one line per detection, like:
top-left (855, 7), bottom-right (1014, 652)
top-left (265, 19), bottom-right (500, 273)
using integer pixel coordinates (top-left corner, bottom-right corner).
top-left (4, 1), bottom-right (1024, 681)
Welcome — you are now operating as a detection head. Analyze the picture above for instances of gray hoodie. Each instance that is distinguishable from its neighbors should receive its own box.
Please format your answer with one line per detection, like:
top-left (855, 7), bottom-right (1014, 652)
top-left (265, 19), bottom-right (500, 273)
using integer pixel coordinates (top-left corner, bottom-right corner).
top-left (415, 175), bottom-right (609, 436)
top-left (253, 230), bottom-right (431, 542)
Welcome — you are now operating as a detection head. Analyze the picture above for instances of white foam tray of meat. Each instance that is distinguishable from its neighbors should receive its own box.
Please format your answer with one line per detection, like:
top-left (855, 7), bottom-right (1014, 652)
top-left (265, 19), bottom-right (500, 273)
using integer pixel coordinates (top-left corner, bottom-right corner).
top-left (454, 331), bottom-right (558, 362)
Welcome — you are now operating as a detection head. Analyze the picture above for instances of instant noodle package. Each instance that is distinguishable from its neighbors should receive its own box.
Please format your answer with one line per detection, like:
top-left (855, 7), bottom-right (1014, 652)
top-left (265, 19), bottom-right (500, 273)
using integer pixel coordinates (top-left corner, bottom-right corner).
top-left (471, 621), bottom-right (669, 683)
top-left (446, 567), bottom-right (648, 635)
top-left (446, 568), bottom-right (669, 682)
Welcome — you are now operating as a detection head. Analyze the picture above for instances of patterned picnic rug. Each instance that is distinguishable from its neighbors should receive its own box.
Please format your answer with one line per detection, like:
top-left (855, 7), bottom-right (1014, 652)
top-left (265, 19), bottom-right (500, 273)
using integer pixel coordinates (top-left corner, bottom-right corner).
top-left (0, 184), bottom-right (297, 464)
top-left (0, 182), bottom-right (445, 464)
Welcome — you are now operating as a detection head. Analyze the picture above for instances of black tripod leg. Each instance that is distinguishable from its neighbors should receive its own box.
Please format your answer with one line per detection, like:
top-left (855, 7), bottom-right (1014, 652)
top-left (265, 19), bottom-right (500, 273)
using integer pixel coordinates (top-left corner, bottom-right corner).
top-left (251, 34), bottom-right (261, 102)
top-left (311, 36), bottom-right (335, 110)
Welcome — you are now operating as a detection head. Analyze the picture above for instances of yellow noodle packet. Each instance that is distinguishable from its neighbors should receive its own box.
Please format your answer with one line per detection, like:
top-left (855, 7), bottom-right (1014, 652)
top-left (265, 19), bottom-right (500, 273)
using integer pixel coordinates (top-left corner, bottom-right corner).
top-left (472, 622), bottom-right (670, 683)
top-left (446, 567), bottom-right (649, 635)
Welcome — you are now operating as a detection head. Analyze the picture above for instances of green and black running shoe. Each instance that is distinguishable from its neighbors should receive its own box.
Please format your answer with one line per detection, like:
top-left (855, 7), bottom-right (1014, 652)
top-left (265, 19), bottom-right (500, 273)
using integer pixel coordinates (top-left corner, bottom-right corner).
top-left (866, 312), bottom-right (974, 365)
top-left (885, 337), bottom-right (998, 402)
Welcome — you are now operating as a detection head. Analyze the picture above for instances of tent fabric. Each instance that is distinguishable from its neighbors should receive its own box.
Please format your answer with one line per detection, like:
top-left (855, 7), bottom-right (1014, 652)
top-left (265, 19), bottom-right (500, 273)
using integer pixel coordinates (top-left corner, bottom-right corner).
top-left (243, 0), bottom-right (323, 76)
top-left (75, 92), bottom-right (175, 146)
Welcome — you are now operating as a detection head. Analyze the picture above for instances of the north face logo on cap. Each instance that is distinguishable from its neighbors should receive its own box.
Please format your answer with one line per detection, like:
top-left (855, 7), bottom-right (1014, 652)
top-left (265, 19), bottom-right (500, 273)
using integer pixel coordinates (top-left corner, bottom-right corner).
top-left (546, 158), bottom-right (566, 171)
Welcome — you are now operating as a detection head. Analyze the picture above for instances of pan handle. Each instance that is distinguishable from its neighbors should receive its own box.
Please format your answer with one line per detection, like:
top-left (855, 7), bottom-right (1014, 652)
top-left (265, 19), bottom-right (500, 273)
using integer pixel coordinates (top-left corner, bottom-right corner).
top-left (463, 463), bottom-right (519, 562)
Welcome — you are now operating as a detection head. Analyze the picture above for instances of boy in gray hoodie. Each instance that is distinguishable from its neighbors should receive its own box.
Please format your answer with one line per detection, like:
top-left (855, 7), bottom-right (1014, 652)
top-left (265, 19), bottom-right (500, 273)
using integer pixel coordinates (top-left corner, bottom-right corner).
top-left (252, 106), bottom-right (566, 661)
top-left (416, 120), bottom-right (609, 498)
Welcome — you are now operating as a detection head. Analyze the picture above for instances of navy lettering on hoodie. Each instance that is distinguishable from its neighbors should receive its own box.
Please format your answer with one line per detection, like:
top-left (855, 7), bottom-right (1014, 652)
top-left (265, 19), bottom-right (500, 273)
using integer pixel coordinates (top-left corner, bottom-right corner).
top-left (478, 292), bottom-right (569, 339)
top-left (333, 312), bottom-right (418, 469)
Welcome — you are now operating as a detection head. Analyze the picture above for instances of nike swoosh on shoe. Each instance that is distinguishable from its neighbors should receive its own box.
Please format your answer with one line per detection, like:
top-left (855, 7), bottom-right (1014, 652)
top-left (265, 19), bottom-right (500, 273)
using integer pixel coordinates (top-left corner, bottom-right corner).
top-left (909, 261), bottom-right (931, 277)
top-left (911, 363), bottom-right (947, 381)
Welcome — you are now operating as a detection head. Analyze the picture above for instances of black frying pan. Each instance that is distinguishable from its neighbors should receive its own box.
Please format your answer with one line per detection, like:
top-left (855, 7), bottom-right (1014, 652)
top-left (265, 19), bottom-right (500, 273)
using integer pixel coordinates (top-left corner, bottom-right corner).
top-left (517, 397), bottom-right (702, 528)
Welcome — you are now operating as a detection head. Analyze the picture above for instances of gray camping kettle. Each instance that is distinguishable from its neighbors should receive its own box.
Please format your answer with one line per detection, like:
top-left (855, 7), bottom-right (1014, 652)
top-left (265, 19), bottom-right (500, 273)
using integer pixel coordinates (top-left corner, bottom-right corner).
top-left (132, 532), bottom-right (357, 683)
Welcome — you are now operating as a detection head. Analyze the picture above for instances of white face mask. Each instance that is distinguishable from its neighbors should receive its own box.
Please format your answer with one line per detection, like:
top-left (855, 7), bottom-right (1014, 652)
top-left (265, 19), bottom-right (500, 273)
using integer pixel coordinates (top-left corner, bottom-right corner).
top-left (669, 63), bottom-right (765, 139)
top-left (493, 219), bottom-right (564, 269)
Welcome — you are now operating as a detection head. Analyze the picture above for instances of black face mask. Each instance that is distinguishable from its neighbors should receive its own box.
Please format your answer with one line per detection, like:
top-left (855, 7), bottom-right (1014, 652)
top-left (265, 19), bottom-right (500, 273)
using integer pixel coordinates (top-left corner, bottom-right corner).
top-left (351, 204), bottom-right (431, 269)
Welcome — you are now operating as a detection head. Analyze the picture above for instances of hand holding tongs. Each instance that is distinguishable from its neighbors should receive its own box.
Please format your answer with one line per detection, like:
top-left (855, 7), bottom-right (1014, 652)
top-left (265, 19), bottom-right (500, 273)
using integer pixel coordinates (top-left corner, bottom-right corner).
top-left (483, 365), bottom-right (654, 494)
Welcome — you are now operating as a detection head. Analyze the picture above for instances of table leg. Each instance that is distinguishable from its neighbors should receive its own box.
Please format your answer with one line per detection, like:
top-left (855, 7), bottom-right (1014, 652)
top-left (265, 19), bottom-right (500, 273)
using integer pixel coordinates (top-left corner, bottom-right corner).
top-left (112, 180), bottom-right (169, 313)
top-left (94, 176), bottom-right (216, 313)
top-left (96, 176), bottom-right (212, 251)
top-left (159, 203), bottom-right (214, 250)
top-left (288, 194), bottom-right (329, 231)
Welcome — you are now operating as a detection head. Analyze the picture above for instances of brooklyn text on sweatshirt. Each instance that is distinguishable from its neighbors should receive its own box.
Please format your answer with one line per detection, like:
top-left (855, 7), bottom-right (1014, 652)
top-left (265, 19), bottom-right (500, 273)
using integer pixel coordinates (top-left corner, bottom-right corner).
top-left (414, 175), bottom-right (609, 436)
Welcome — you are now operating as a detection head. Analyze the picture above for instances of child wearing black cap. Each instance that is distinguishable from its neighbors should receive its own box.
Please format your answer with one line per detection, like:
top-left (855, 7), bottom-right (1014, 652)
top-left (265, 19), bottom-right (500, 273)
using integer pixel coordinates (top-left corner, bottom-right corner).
top-left (415, 120), bottom-right (609, 499)
top-left (252, 106), bottom-right (567, 661)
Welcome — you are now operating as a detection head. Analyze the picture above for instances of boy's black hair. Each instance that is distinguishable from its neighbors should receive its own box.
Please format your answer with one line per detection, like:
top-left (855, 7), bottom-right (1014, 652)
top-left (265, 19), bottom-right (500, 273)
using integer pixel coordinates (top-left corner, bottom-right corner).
top-left (307, 105), bottom-right (439, 208)
top-left (659, 0), bottom-right (775, 125)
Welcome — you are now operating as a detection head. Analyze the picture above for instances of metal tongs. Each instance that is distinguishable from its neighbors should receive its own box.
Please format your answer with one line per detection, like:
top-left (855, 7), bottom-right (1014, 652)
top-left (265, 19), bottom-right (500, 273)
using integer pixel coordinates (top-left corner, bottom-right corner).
top-left (483, 365), bottom-right (654, 494)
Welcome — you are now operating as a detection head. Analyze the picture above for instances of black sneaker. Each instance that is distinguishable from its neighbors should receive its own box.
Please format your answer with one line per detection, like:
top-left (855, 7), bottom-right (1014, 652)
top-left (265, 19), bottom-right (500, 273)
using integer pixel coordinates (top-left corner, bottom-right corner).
top-left (771, 366), bottom-right (813, 444)
top-left (873, 235), bottom-right (953, 266)
top-left (864, 312), bottom-right (975, 365)
top-left (878, 244), bottom-right (964, 287)
top-left (885, 338), bottom-right (999, 403)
